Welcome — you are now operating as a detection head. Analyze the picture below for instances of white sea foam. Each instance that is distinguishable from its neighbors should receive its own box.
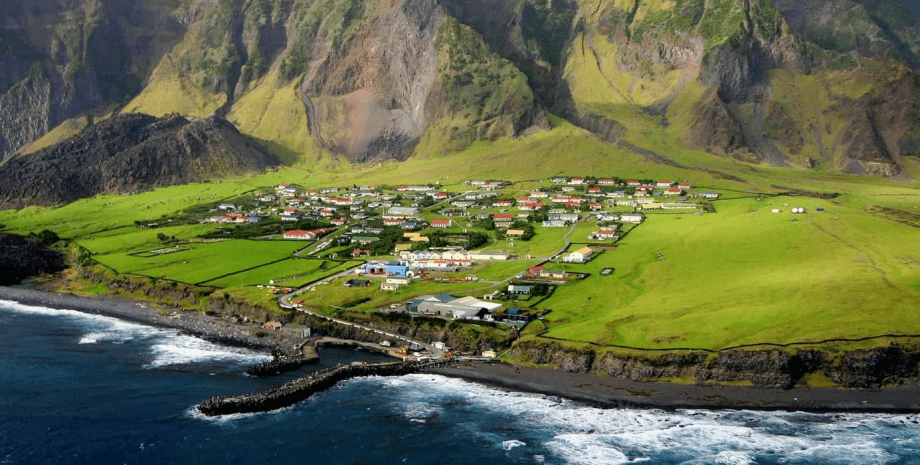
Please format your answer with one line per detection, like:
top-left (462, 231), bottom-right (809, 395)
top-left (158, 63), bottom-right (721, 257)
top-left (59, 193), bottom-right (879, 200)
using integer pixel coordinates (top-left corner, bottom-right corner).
top-left (502, 440), bottom-right (526, 451)
top-left (546, 434), bottom-right (635, 465)
top-left (78, 322), bottom-right (162, 345)
top-left (712, 451), bottom-right (755, 465)
top-left (185, 403), bottom-right (299, 424)
top-left (145, 334), bottom-right (271, 368)
top-left (2, 299), bottom-right (163, 343)
top-left (0, 299), bottom-right (270, 369)
top-left (1, 299), bottom-right (125, 321)
top-left (363, 374), bottom-right (916, 465)
top-left (401, 401), bottom-right (440, 421)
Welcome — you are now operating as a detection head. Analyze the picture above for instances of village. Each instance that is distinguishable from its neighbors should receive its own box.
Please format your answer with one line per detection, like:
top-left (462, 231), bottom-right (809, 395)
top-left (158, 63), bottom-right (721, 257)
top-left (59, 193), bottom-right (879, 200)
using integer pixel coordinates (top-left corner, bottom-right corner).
top-left (181, 175), bottom-right (721, 334)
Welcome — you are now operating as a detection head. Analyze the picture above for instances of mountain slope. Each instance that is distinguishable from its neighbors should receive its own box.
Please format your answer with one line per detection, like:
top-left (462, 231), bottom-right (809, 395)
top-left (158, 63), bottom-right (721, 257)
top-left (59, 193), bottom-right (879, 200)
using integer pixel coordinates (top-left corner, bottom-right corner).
top-left (0, 0), bottom-right (186, 161)
top-left (0, 114), bottom-right (279, 209)
top-left (2, 0), bottom-right (919, 178)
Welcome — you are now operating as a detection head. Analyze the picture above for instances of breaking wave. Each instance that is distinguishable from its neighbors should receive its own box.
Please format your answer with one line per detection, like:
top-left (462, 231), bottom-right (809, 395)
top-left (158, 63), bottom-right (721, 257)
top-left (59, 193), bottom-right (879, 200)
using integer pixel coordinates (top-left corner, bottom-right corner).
top-left (0, 299), bottom-right (269, 370)
top-left (360, 374), bottom-right (920, 464)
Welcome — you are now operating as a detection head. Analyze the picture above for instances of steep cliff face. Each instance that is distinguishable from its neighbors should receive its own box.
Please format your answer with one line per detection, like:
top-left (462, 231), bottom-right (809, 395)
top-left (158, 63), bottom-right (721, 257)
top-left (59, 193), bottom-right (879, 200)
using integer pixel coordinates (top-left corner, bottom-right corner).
top-left (3, 0), bottom-right (920, 175)
top-left (0, 113), bottom-right (279, 208)
top-left (0, 0), bottom-right (185, 161)
top-left (0, 233), bottom-right (66, 285)
top-left (512, 339), bottom-right (920, 389)
top-left (563, 0), bottom-right (920, 174)
top-left (769, 0), bottom-right (920, 68)
top-left (298, 0), bottom-right (445, 161)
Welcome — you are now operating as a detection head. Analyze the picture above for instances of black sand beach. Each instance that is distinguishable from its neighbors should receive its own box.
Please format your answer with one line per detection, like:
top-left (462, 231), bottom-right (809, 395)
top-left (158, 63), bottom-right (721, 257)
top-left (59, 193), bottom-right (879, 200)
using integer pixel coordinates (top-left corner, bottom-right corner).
top-left (3, 285), bottom-right (919, 413)
top-left (426, 362), bottom-right (920, 413)
top-left (0, 286), bottom-right (304, 354)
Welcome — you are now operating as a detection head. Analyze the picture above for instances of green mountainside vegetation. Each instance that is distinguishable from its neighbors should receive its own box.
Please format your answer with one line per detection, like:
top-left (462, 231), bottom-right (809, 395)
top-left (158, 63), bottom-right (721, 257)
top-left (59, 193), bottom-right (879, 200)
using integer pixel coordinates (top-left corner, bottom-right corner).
top-left (2, 0), bottom-right (920, 385)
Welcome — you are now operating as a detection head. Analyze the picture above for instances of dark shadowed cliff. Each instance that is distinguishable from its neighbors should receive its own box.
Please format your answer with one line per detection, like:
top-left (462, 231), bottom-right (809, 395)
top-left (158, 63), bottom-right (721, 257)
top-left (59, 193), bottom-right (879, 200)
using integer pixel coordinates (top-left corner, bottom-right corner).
top-left (0, 113), bottom-right (279, 209)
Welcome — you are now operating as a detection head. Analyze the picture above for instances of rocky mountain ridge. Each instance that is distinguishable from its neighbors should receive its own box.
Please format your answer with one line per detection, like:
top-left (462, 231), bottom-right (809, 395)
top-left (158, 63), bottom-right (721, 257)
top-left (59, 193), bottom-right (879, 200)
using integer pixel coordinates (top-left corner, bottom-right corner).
top-left (1, 0), bottom-right (919, 178)
top-left (0, 113), bottom-right (279, 209)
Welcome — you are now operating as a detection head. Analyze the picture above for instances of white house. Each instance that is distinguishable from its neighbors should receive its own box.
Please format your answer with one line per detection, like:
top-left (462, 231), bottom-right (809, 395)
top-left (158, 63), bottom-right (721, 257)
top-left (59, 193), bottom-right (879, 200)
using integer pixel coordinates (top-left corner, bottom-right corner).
top-left (548, 213), bottom-right (579, 223)
top-left (387, 206), bottom-right (419, 217)
top-left (469, 251), bottom-right (510, 261)
top-left (662, 203), bottom-right (695, 210)
top-left (594, 229), bottom-right (617, 240)
top-left (620, 213), bottom-right (645, 224)
top-left (563, 246), bottom-right (594, 263)
top-left (283, 230), bottom-right (313, 240)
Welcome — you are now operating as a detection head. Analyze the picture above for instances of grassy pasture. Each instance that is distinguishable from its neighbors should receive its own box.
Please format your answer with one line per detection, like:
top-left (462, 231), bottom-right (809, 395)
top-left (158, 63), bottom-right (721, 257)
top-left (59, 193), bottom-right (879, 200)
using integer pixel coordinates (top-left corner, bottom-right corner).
top-left (476, 225), bottom-right (571, 259)
top-left (468, 260), bottom-right (542, 282)
top-left (203, 258), bottom-right (361, 288)
top-left (301, 276), bottom-right (491, 313)
top-left (78, 224), bottom-right (218, 255)
top-left (91, 240), bottom-right (304, 285)
top-left (0, 180), bottom-right (266, 238)
top-left (537, 196), bottom-right (920, 350)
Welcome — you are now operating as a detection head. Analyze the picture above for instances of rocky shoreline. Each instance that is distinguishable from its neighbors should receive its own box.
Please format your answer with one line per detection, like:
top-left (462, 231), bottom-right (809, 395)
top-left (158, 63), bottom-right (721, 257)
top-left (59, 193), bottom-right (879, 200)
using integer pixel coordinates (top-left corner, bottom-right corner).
top-left (426, 361), bottom-right (920, 414)
top-left (0, 286), bottom-right (305, 355)
top-left (3, 286), bottom-right (920, 413)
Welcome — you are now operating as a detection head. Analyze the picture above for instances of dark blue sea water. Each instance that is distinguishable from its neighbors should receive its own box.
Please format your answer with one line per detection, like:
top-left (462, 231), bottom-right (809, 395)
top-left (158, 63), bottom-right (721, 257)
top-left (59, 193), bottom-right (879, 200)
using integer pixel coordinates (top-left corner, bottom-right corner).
top-left (2, 299), bottom-right (920, 465)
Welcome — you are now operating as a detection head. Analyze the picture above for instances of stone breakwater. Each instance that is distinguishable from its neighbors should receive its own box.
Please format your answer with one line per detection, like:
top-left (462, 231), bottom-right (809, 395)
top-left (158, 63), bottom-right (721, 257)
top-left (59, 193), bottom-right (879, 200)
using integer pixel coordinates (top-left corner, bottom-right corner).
top-left (245, 354), bottom-right (320, 377)
top-left (198, 360), bottom-right (455, 416)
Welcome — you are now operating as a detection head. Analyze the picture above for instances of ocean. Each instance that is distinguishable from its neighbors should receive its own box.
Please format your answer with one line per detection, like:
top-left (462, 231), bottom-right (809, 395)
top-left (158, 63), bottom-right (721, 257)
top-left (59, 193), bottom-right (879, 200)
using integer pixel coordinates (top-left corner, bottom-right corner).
top-left (1, 299), bottom-right (919, 465)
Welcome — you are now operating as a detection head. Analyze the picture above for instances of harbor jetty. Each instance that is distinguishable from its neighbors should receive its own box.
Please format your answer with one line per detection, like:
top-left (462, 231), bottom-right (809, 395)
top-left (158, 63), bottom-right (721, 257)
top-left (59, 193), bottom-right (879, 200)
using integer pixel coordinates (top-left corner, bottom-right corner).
top-left (245, 345), bottom-right (320, 377)
top-left (198, 359), bottom-right (455, 416)
top-left (245, 355), bottom-right (320, 377)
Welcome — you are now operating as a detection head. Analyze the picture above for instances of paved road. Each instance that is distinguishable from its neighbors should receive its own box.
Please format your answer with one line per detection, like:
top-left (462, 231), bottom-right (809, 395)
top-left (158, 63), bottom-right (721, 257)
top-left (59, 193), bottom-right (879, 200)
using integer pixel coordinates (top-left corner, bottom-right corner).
top-left (275, 189), bottom-right (542, 358)
top-left (279, 279), bottom-right (443, 359)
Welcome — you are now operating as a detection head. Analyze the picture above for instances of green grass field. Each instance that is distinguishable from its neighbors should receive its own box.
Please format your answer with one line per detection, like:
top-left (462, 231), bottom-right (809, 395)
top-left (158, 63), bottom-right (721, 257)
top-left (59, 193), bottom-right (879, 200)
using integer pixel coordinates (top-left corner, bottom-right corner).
top-left (301, 276), bottom-right (489, 312)
top-left (203, 258), bottom-right (361, 288)
top-left (468, 260), bottom-right (542, 282)
top-left (91, 240), bottom-right (305, 285)
top-left (78, 224), bottom-right (219, 255)
top-left (537, 195), bottom-right (920, 350)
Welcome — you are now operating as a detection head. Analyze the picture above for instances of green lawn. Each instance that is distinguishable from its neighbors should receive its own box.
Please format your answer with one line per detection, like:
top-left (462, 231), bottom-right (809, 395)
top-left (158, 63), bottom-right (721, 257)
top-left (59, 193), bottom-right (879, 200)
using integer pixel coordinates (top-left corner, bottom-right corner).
top-left (0, 178), bottom-right (278, 238)
top-left (301, 276), bottom-right (494, 312)
top-left (468, 260), bottom-right (541, 281)
top-left (538, 196), bottom-right (920, 350)
top-left (476, 225), bottom-right (571, 259)
top-left (203, 258), bottom-right (361, 288)
top-left (92, 240), bottom-right (305, 285)
top-left (78, 224), bottom-right (219, 255)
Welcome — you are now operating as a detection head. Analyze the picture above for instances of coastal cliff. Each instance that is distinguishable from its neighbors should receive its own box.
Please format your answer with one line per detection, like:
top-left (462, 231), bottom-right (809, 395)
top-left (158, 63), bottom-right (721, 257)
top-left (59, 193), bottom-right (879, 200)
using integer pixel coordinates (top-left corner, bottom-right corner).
top-left (0, 233), bottom-right (66, 285)
top-left (511, 339), bottom-right (920, 389)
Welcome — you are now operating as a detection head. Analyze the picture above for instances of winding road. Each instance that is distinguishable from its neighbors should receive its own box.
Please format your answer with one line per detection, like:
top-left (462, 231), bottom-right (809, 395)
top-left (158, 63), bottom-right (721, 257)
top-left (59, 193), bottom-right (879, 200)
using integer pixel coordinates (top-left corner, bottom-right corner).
top-left (274, 190), bottom-right (577, 358)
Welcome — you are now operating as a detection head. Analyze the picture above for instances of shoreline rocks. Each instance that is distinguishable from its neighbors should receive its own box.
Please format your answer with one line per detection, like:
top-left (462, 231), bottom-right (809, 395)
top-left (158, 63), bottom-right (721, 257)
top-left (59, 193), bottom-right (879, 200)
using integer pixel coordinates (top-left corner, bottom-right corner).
top-left (245, 354), bottom-right (320, 377)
